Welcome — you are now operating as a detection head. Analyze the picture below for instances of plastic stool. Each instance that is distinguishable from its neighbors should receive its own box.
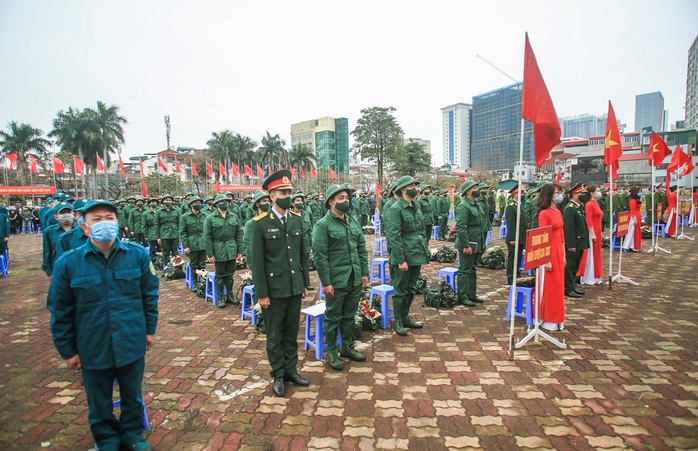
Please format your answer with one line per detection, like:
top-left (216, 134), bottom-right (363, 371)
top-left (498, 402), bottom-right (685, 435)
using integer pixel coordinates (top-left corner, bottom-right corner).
top-left (373, 214), bottom-right (380, 224)
top-left (431, 226), bottom-right (439, 240)
top-left (37, 227), bottom-right (42, 237)
top-left (498, 223), bottom-right (507, 239)
top-left (653, 223), bottom-right (666, 238)
top-left (370, 258), bottom-right (390, 284)
top-left (486, 230), bottom-right (493, 245)
top-left (302, 303), bottom-right (327, 361)
top-left (204, 272), bottom-right (226, 305)
top-left (184, 263), bottom-right (194, 288)
top-left (505, 285), bottom-right (535, 327)
top-left (374, 221), bottom-right (382, 235)
top-left (373, 237), bottom-right (387, 256)
top-left (370, 284), bottom-right (395, 329)
top-left (178, 242), bottom-right (184, 253)
top-left (240, 285), bottom-right (256, 322)
top-left (438, 268), bottom-right (458, 293)
top-left (318, 281), bottom-right (326, 301)
top-left (519, 250), bottom-right (525, 271)
top-left (0, 255), bottom-right (7, 277)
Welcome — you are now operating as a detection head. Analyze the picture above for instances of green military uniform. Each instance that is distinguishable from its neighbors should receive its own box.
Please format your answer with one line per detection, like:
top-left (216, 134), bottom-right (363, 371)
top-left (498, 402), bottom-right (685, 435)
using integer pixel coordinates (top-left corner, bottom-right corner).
top-left (356, 194), bottom-right (370, 227)
top-left (123, 197), bottom-right (136, 234)
top-left (141, 200), bottom-right (160, 263)
top-left (476, 184), bottom-right (493, 266)
top-left (504, 187), bottom-right (527, 285)
top-left (115, 200), bottom-right (128, 238)
top-left (154, 195), bottom-right (180, 261)
top-left (562, 184), bottom-right (590, 295)
top-left (249, 171), bottom-right (310, 392)
top-left (179, 197), bottom-right (207, 278)
top-left (378, 191), bottom-right (389, 224)
top-left (598, 190), bottom-right (610, 230)
top-left (201, 197), bottom-right (215, 217)
top-left (384, 176), bottom-right (429, 335)
top-left (204, 194), bottom-right (243, 307)
top-left (243, 191), bottom-right (271, 260)
top-left (291, 193), bottom-right (312, 255)
top-left (417, 186), bottom-right (434, 241)
top-left (313, 184), bottom-right (369, 369)
top-left (497, 191), bottom-right (507, 219)
top-left (437, 191), bottom-right (450, 240)
top-left (127, 199), bottom-right (147, 246)
top-left (179, 194), bottom-right (195, 216)
top-left (454, 182), bottom-right (485, 305)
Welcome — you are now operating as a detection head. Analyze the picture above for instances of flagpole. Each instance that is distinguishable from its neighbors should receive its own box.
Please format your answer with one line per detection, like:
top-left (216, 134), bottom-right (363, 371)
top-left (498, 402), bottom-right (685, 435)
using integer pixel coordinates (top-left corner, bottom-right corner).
top-left (649, 167), bottom-right (656, 253)
top-left (608, 167), bottom-right (614, 289)
top-left (677, 156), bottom-right (695, 240)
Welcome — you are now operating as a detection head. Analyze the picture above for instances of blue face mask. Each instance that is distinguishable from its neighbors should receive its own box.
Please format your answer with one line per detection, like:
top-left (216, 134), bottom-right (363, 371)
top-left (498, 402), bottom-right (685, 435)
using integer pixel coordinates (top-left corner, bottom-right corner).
top-left (77, 216), bottom-right (85, 225)
top-left (89, 220), bottom-right (119, 243)
top-left (553, 194), bottom-right (564, 204)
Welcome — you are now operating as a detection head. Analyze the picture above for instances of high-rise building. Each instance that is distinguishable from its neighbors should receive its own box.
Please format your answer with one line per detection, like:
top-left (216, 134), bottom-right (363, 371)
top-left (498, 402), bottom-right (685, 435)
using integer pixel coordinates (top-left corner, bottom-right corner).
top-left (470, 83), bottom-right (533, 171)
top-left (559, 114), bottom-right (610, 138)
top-left (441, 103), bottom-right (471, 167)
top-left (634, 91), bottom-right (665, 132)
top-left (686, 35), bottom-right (698, 129)
top-left (290, 117), bottom-right (349, 173)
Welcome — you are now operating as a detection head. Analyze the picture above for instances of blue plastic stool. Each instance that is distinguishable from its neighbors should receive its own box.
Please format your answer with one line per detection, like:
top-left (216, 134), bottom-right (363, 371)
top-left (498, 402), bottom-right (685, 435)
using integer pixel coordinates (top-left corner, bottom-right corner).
top-left (431, 226), bottom-right (439, 240)
top-left (486, 230), bottom-right (493, 245)
top-left (184, 263), bottom-right (194, 288)
top-left (505, 285), bottom-right (535, 327)
top-left (240, 285), bottom-right (256, 322)
top-left (0, 255), bottom-right (7, 277)
top-left (318, 281), bottom-right (326, 301)
top-left (374, 221), bottom-right (382, 235)
top-left (370, 258), bottom-right (391, 284)
top-left (498, 223), bottom-right (507, 239)
top-left (302, 303), bottom-right (327, 361)
top-left (37, 227), bottom-right (42, 237)
top-left (371, 284), bottom-right (395, 329)
top-left (653, 223), bottom-right (666, 238)
top-left (177, 242), bottom-right (184, 253)
top-left (204, 272), bottom-right (226, 305)
top-left (373, 214), bottom-right (380, 224)
top-left (519, 250), bottom-right (525, 271)
top-left (438, 267), bottom-right (458, 293)
top-left (373, 237), bottom-right (387, 256)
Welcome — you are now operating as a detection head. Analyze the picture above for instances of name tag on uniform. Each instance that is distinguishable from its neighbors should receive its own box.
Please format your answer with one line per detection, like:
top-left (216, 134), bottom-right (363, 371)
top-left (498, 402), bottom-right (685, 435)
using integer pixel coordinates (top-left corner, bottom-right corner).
top-left (267, 228), bottom-right (279, 233)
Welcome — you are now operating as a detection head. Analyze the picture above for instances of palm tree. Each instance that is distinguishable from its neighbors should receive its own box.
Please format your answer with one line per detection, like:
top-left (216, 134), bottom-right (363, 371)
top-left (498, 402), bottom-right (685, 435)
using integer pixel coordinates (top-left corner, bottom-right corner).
top-left (88, 101), bottom-right (127, 167)
top-left (257, 131), bottom-right (288, 171)
top-left (230, 133), bottom-right (258, 165)
top-left (0, 121), bottom-right (51, 185)
top-left (49, 107), bottom-right (100, 164)
top-left (206, 130), bottom-right (235, 180)
top-left (289, 143), bottom-right (316, 173)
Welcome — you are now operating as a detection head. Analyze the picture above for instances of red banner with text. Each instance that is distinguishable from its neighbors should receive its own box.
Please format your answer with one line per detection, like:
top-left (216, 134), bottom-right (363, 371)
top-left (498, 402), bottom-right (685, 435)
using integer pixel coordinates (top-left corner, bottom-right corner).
top-left (524, 225), bottom-right (552, 271)
top-left (616, 211), bottom-right (630, 238)
top-left (212, 184), bottom-right (263, 193)
top-left (0, 185), bottom-right (57, 195)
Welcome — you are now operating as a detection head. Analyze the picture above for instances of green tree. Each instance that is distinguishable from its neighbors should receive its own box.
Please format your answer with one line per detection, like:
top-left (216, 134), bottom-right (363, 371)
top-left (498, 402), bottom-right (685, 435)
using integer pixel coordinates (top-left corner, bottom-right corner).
top-left (49, 107), bottom-right (100, 162)
top-left (88, 101), bottom-right (127, 167)
top-left (231, 133), bottom-right (258, 165)
top-left (257, 131), bottom-right (288, 172)
top-left (206, 130), bottom-right (235, 180)
top-left (391, 139), bottom-right (432, 178)
top-left (351, 106), bottom-right (404, 186)
top-left (0, 121), bottom-right (51, 185)
top-left (289, 143), bottom-right (316, 172)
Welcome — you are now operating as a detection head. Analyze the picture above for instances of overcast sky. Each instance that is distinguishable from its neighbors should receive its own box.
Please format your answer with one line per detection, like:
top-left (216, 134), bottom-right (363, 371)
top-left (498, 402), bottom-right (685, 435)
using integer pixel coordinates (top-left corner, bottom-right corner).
top-left (1, 0), bottom-right (697, 166)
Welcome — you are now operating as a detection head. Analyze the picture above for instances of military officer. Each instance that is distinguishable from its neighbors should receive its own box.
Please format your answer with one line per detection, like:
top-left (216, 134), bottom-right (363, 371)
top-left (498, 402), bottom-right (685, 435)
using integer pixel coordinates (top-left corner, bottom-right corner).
top-left (204, 194), bottom-right (243, 308)
top-left (154, 195), bottom-right (180, 262)
top-left (454, 181), bottom-right (486, 306)
top-left (249, 170), bottom-right (310, 396)
top-left (384, 176), bottom-right (429, 336)
top-left (313, 184), bottom-right (369, 370)
top-left (562, 182), bottom-right (589, 298)
top-left (504, 185), bottom-right (527, 285)
top-left (47, 199), bottom-right (158, 451)
top-left (179, 196), bottom-right (207, 282)
top-left (127, 197), bottom-right (147, 246)
top-left (417, 185), bottom-right (434, 241)
top-left (42, 201), bottom-right (76, 277)
top-left (142, 198), bottom-right (160, 264)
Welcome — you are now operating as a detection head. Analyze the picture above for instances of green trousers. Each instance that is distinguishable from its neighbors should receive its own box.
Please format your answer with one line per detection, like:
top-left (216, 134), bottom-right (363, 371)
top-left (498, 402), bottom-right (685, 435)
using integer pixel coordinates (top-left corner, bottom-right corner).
top-left (438, 216), bottom-right (448, 239)
top-left (265, 294), bottom-right (302, 378)
top-left (565, 249), bottom-right (582, 293)
top-left (506, 243), bottom-right (523, 285)
top-left (214, 260), bottom-right (235, 300)
top-left (457, 249), bottom-right (481, 300)
top-left (391, 264), bottom-right (422, 320)
top-left (188, 249), bottom-right (206, 273)
top-left (148, 240), bottom-right (159, 264)
top-left (160, 238), bottom-right (178, 261)
top-left (325, 273), bottom-right (362, 347)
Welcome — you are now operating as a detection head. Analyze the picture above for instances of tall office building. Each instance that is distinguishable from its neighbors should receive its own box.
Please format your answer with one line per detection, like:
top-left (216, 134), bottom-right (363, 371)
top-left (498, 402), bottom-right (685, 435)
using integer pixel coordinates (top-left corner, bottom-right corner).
top-left (470, 83), bottom-right (533, 170)
top-left (634, 92), bottom-right (665, 132)
top-left (441, 103), bottom-right (472, 167)
top-left (686, 35), bottom-right (698, 130)
top-left (559, 114), bottom-right (610, 138)
top-left (290, 117), bottom-right (349, 173)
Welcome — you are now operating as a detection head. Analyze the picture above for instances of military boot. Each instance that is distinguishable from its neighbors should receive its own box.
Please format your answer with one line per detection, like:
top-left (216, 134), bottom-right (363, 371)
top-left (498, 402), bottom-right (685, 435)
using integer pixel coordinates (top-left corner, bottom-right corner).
top-left (227, 293), bottom-right (239, 305)
top-left (457, 296), bottom-right (475, 307)
top-left (326, 330), bottom-right (343, 370)
top-left (217, 296), bottom-right (227, 308)
top-left (340, 344), bottom-right (366, 362)
top-left (393, 319), bottom-right (407, 336)
top-left (403, 295), bottom-right (423, 328)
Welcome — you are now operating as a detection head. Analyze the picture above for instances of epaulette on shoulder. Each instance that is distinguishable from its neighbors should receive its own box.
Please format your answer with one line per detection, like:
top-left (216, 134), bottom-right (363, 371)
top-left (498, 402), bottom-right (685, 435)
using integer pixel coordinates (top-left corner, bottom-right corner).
top-left (253, 212), bottom-right (269, 222)
top-left (509, 201), bottom-right (516, 206)
top-left (289, 210), bottom-right (301, 217)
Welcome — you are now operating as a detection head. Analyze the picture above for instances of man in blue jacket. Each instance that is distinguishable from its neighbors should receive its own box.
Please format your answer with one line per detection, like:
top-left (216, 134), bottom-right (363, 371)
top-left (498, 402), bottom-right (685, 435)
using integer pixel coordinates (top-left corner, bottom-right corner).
top-left (47, 200), bottom-right (159, 451)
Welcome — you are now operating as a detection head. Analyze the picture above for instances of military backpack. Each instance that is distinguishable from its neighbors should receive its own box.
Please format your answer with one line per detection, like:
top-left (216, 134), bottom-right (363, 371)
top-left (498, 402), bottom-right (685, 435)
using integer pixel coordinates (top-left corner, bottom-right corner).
top-left (413, 275), bottom-right (429, 294)
top-left (424, 280), bottom-right (456, 309)
top-left (481, 246), bottom-right (506, 269)
top-left (163, 258), bottom-right (186, 280)
top-left (435, 245), bottom-right (458, 263)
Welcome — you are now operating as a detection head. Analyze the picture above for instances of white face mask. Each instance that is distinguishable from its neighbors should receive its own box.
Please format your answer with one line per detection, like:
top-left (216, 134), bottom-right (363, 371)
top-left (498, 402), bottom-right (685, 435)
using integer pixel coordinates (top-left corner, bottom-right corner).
top-left (596, 192), bottom-right (602, 199)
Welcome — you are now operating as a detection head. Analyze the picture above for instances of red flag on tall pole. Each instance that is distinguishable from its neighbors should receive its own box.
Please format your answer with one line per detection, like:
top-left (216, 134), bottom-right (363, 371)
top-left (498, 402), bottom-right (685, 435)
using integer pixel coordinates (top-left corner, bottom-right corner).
top-left (648, 131), bottom-right (671, 167)
top-left (555, 170), bottom-right (561, 184)
top-left (175, 159), bottom-right (183, 173)
top-left (96, 155), bottom-right (105, 173)
top-left (191, 162), bottom-right (198, 177)
top-left (604, 101), bottom-right (623, 181)
top-left (53, 157), bottom-right (64, 174)
top-left (206, 162), bottom-right (213, 178)
top-left (141, 179), bottom-right (148, 197)
top-left (311, 167), bottom-right (317, 179)
top-left (680, 152), bottom-right (694, 177)
top-left (666, 143), bottom-right (690, 187)
top-left (521, 33), bottom-right (561, 167)
top-left (29, 155), bottom-right (39, 173)
top-left (219, 162), bottom-right (227, 177)
top-left (244, 164), bottom-right (253, 177)
top-left (328, 168), bottom-right (337, 179)
top-left (139, 158), bottom-right (145, 177)
top-left (158, 157), bottom-right (168, 173)
top-left (119, 155), bottom-right (126, 177)
top-left (4, 153), bottom-right (17, 171)
top-left (231, 163), bottom-right (240, 177)
top-left (257, 164), bottom-right (264, 178)
top-left (73, 156), bottom-right (85, 175)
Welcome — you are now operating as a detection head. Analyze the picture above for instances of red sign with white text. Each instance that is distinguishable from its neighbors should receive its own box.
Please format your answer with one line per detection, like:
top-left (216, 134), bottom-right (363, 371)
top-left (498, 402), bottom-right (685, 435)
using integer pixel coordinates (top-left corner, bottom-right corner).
top-left (212, 184), bottom-right (263, 193)
top-left (524, 225), bottom-right (552, 270)
top-left (0, 185), bottom-right (57, 195)
top-left (616, 211), bottom-right (629, 238)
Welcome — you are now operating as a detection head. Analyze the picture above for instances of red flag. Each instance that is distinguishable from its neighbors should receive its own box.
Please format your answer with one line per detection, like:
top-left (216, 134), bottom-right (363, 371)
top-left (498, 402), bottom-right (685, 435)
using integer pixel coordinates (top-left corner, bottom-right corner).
top-left (257, 164), bottom-right (263, 178)
top-left (232, 163), bottom-right (240, 177)
top-left (311, 167), bottom-right (317, 179)
top-left (522, 33), bottom-right (561, 167)
top-left (219, 162), bottom-right (227, 177)
top-left (53, 157), bottom-right (64, 174)
top-left (555, 170), bottom-right (561, 184)
top-left (191, 162), bottom-right (198, 177)
top-left (680, 153), bottom-right (694, 177)
top-left (666, 144), bottom-right (689, 188)
top-left (301, 167), bottom-right (305, 180)
top-left (96, 155), bottom-right (105, 173)
top-left (328, 168), bottom-right (336, 179)
top-left (206, 162), bottom-right (213, 178)
top-left (141, 180), bottom-right (148, 197)
top-left (139, 158), bottom-right (145, 177)
top-left (29, 155), bottom-right (39, 173)
top-left (648, 131), bottom-right (671, 167)
top-left (244, 164), bottom-right (253, 177)
top-left (73, 156), bottom-right (85, 175)
top-left (158, 157), bottom-right (168, 173)
top-left (4, 153), bottom-right (17, 171)
top-left (376, 182), bottom-right (382, 208)
top-left (604, 101), bottom-right (622, 181)
top-left (119, 155), bottom-right (126, 177)
top-left (175, 159), bottom-right (183, 173)
top-left (268, 165), bottom-right (273, 176)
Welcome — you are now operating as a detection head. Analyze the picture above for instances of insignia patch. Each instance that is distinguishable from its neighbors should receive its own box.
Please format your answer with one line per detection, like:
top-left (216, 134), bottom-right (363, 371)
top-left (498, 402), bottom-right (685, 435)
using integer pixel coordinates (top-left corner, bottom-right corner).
top-left (149, 262), bottom-right (157, 275)
top-left (267, 228), bottom-right (279, 233)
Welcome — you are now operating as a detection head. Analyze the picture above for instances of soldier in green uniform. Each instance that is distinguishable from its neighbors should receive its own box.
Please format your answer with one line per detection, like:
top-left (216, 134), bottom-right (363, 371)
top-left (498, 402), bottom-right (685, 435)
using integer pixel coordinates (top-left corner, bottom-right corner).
top-left (179, 197), bottom-right (207, 284)
top-left (455, 181), bottom-right (486, 306)
top-left (476, 183), bottom-right (493, 266)
top-left (378, 190), bottom-right (389, 224)
top-left (127, 197), bottom-right (147, 246)
top-left (179, 193), bottom-right (195, 216)
top-left (599, 187), bottom-right (610, 230)
top-left (142, 198), bottom-right (160, 264)
top-left (123, 196), bottom-right (136, 235)
top-left (384, 176), bottom-right (429, 336)
top-left (249, 170), bottom-right (310, 397)
top-left (497, 189), bottom-right (507, 220)
top-left (417, 185), bottom-right (434, 241)
top-left (155, 195), bottom-right (180, 262)
top-left (437, 190), bottom-right (450, 240)
top-left (356, 192), bottom-right (370, 227)
top-left (204, 194), bottom-right (243, 308)
top-left (42, 202), bottom-right (76, 277)
top-left (309, 193), bottom-right (323, 224)
top-left (243, 191), bottom-right (271, 261)
top-left (116, 199), bottom-right (128, 238)
top-left (292, 192), bottom-right (314, 291)
top-left (523, 182), bottom-right (546, 230)
top-left (313, 184), bottom-right (369, 370)
top-left (562, 183), bottom-right (589, 298)
top-left (504, 186), bottom-right (527, 285)
top-left (201, 196), bottom-right (215, 216)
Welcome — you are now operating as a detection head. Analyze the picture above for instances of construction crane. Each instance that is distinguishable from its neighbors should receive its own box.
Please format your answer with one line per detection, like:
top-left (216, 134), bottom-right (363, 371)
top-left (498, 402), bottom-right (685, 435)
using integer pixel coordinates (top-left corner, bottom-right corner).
top-left (476, 55), bottom-right (520, 83)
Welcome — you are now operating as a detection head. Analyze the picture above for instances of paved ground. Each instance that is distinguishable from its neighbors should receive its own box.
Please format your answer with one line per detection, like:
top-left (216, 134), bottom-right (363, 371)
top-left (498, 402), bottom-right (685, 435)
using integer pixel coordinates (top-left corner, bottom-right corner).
top-left (0, 230), bottom-right (697, 450)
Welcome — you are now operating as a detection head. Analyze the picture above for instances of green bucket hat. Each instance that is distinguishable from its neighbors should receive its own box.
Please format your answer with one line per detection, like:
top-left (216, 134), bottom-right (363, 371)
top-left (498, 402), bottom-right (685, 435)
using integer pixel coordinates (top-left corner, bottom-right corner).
top-left (212, 194), bottom-right (230, 205)
top-left (394, 176), bottom-right (419, 193)
top-left (187, 196), bottom-right (202, 207)
top-left (460, 181), bottom-right (477, 196)
top-left (252, 190), bottom-right (270, 209)
top-left (325, 184), bottom-right (351, 207)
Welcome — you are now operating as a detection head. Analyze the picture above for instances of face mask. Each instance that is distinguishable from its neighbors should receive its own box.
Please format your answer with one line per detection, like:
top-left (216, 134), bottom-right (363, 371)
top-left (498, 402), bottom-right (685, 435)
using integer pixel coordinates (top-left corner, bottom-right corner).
top-left (294, 202), bottom-right (304, 209)
top-left (275, 196), bottom-right (292, 210)
top-left (58, 213), bottom-right (74, 225)
top-left (334, 201), bottom-right (351, 212)
top-left (150, 204), bottom-right (157, 209)
top-left (579, 194), bottom-right (591, 203)
top-left (136, 204), bottom-right (143, 209)
top-left (128, 201), bottom-right (135, 205)
top-left (472, 191), bottom-right (481, 198)
top-left (553, 194), bottom-right (564, 204)
top-left (423, 191), bottom-right (430, 196)
top-left (405, 188), bottom-right (419, 198)
top-left (596, 192), bottom-right (602, 199)
top-left (192, 204), bottom-right (203, 212)
top-left (259, 203), bottom-right (271, 212)
top-left (217, 203), bottom-right (229, 211)
top-left (89, 220), bottom-right (119, 243)
top-left (77, 216), bottom-right (85, 225)
top-left (163, 201), bottom-right (172, 207)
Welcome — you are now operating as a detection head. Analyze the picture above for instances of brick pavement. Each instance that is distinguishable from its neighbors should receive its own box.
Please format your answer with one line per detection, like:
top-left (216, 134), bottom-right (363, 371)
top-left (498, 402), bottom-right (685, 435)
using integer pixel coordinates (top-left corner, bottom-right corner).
top-left (0, 231), bottom-right (696, 450)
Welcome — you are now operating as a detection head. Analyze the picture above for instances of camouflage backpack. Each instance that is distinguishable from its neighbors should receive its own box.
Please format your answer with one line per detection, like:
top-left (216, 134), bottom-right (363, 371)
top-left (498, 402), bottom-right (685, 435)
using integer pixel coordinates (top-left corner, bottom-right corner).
top-left (481, 246), bottom-right (506, 270)
top-left (423, 280), bottom-right (456, 309)
top-left (236, 256), bottom-right (248, 270)
top-left (435, 245), bottom-right (458, 263)
top-left (163, 258), bottom-right (186, 280)
top-left (413, 275), bottom-right (429, 294)
top-left (444, 227), bottom-right (456, 242)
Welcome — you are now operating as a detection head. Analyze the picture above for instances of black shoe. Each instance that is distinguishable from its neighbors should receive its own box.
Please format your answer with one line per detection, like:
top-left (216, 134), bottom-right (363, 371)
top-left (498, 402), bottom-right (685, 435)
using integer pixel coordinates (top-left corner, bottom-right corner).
top-left (284, 373), bottom-right (310, 386)
top-left (573, 288), bottom-right (585, 295)
top-left (403, 317), bottom-right (423, 329)
top-left (272, 377), bottom-right (285, 397)
top-left (469, 296), bottom-right (485, 303)
top-left (565, 291), bottom-right (582, 298)
top-left (306, 285), bottom-right (315, 291)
